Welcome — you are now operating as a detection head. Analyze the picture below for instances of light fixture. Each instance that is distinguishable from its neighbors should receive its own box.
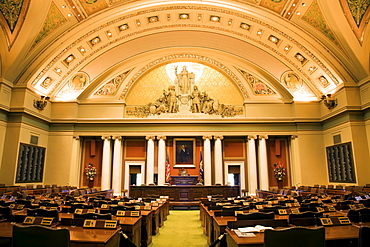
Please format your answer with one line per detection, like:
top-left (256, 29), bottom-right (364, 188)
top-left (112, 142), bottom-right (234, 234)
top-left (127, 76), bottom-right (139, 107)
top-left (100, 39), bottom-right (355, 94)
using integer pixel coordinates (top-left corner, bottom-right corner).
top-left (228, 19), bottom-right (233, 25)
top-left (180, 13), bottom-right (189, 19)
top-left (197, 14), bottom-right (202, 20)
top-left (210, 16), bottom-right (220, 22)
top-left (268, 35), bottom-right (279, 44)
top-left (240, 23), bottom-right (250, 30)
top-left (90, 36), bottom-right (101, 45)
top-left (136, 20), bottom-right (141, 26)
top-left (33, 96), bottom-right (50, 111)
top-left (257, 29), bottom-right (263, 36)
top-left (119, 24), bottom-right (129, 31)
top-left (321, 94), bottom-right (337, 109)
top-left (148, 16), bottom-right (159, 23)
top-left (64, 54), bottom-right (75, 66)
top-left (106, 31), bottom-right (113, 38)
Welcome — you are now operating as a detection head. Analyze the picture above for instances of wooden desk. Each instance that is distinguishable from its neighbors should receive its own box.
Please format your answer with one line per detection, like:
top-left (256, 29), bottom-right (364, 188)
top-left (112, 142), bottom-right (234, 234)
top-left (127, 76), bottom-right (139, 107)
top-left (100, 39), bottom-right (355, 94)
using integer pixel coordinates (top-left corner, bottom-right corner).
top-left (115, 216), bottom-right (141, 247)
top-left (0, 222), bottom-right (120, 247)
top-left (226, 225), bottom-right (359, 247)
top-left (140, 210), bottom-right (153, 247)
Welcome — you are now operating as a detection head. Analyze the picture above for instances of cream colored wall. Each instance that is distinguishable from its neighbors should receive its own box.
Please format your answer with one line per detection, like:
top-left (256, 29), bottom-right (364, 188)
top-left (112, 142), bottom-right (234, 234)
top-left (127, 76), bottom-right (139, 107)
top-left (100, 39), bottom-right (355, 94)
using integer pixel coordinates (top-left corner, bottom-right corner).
top-left (0, 122), bottom-right (48, 185)
top-left (0, 121), bottom-right (6, 174)
top-left (295, 132), bottom-right (328, 186)
top-left (44, 133), bottom-right (76, 186)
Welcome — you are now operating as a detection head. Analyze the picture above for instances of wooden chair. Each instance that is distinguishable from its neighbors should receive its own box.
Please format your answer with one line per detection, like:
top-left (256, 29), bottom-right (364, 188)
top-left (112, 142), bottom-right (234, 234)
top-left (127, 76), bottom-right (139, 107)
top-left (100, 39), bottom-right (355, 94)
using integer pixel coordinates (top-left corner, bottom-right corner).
top-left (358, 226), bottom-right (370, 247)
top-left (12, 224), bottom-right (70, 247)
top-left (74, 212), bottom-right (112, 220)
top-left (264, 227), bottom-right (325, 247)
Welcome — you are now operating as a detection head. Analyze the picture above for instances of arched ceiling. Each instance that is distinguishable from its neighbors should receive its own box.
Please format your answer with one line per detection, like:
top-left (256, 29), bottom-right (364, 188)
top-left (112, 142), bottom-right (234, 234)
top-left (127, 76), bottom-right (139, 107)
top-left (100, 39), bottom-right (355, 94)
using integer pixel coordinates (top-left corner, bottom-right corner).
top-left (0, 0), bottom-right (369, 105)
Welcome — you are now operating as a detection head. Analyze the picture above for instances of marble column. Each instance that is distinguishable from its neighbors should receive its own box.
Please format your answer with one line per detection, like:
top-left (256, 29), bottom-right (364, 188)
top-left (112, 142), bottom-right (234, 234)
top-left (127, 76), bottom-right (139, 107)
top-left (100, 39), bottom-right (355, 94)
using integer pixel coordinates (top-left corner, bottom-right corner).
top-left (247, 135), bottom-right (258, 195)
top-left (214, 135), bottom-right (224, 185)
top-left (69, 136), bottom-right (82, 187)
top-left (290, 135), bottom-right (301, 187)
top-left (146, 135), bottom-right (155, 185)
top-left (101, 136), bottom-right (112, 191)
top-left (203, 135), bottom-right (212, 186)
top-left (157, 136), bottom-right (167, 185)
top-left (258, 135), bottom-right (269, 191)
top-left (112, 136), bottom-right (123, 196)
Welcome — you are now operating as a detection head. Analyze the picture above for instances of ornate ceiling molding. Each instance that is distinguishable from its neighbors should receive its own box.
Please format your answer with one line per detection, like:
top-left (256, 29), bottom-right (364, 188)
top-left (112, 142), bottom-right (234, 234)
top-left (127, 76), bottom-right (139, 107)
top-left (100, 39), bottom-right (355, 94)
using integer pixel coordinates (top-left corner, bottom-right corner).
top-left (29, 4), bottom-right (341, 99)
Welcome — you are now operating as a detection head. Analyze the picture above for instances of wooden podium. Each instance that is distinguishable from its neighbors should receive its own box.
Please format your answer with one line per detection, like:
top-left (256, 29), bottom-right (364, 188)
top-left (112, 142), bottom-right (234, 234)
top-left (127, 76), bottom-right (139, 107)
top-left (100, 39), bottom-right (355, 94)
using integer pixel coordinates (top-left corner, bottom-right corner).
top-left (171, 176), bottom-right (198, 185)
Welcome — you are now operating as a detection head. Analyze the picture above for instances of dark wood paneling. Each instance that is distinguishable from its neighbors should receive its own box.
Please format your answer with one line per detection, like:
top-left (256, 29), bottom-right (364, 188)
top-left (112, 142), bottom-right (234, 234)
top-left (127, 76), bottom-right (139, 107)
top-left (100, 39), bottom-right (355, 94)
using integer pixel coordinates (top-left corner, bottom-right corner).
top-left (130, 186), bottom-right (240, 201)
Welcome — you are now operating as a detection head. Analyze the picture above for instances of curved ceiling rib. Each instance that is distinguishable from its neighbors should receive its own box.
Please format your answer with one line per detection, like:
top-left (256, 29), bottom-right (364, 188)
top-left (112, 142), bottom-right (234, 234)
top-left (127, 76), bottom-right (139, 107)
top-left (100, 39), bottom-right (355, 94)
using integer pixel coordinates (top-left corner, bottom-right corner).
top-left (17, 1), bottom-right (352, 103)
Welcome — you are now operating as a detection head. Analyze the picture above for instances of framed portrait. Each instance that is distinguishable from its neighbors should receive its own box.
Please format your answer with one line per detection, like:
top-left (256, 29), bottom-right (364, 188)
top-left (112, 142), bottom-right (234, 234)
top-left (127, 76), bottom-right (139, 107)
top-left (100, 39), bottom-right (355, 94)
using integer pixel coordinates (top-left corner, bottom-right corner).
top-left (173, 138), bottom-right (196, 168)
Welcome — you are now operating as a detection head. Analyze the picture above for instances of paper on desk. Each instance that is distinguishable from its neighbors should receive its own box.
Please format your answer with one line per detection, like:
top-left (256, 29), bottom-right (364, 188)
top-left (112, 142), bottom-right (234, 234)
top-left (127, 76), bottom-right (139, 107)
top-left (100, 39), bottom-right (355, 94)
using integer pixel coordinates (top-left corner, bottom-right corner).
top-left (234, 230), bottom-right (256, 238)
top-left (238, 225), bottom-right (273, 233)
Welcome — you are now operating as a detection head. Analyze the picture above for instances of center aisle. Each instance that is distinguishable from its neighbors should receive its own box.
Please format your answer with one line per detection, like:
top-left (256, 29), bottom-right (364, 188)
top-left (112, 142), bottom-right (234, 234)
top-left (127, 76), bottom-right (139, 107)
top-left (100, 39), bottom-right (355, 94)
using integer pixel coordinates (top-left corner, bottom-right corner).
top-left (150, 210), bottom-right (208, 247)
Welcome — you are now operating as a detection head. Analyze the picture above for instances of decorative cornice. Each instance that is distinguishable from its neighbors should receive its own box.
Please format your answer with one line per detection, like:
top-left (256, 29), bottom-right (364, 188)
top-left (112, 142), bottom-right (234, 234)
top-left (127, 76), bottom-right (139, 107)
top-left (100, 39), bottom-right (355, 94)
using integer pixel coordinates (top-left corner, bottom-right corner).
top-left (247, 135), bottom-right (257, 140)
top-left (31, 5), bottom-right (339, 97)
top-left (214, 135), bottom-right (224, 140)
top-left (258, 135), bottom-right (268, 140)
top-left (203, 135), bottom-right (213, 140)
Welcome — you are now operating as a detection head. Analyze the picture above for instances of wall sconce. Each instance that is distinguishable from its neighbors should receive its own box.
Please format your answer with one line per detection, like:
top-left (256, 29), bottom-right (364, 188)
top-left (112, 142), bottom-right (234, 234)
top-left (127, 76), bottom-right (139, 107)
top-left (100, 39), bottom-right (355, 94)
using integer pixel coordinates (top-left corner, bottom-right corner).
top-left (33, 96), bottom-right (50, 110)
top-left (321, 94), bottom-right (337, 109)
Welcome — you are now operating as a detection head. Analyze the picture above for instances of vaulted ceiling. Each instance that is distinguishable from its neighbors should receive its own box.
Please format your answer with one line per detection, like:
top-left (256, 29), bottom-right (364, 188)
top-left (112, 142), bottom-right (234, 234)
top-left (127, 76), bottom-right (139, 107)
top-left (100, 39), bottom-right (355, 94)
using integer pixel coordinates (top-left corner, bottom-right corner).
top-left (0, 0), bottom-right (369, 104)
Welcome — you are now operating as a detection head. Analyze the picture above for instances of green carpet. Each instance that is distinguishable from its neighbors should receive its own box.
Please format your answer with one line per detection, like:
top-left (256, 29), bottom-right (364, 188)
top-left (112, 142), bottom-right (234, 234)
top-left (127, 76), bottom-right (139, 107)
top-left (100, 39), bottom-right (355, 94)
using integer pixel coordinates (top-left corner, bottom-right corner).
top-left (150, 210), bottom-right (208, 247)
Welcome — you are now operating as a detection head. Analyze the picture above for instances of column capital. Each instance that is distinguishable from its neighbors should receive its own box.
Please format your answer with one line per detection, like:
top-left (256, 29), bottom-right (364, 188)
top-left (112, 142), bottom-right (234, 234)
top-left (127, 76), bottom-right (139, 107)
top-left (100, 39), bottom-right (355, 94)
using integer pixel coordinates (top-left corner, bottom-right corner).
top-left (146, 135), bottom-right (156, 140)
top-left (157, 135), bottom-right (167, 140)
top-left (203, 135), bottom-right (212, 140)
top-left (258, 135), bottom-right (268, 140)
top-left (291, 135), bottom-right (298, 140)
top-left (247, 135), bottom-right (257, 140)
top-left (112, 136), bottom-right (123, 140)
top-left (73, 136), bottom-right (80, 140)
top-left (214, 135), bottom-right (224, 140)
top-left (101, 135), bottom-right (111, 140)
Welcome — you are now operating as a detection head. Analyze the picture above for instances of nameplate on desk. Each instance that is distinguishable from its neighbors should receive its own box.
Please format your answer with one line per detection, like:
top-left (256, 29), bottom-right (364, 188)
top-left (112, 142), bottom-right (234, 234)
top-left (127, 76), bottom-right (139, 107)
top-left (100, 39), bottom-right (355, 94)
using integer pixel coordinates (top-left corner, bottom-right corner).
top-left (320, 218), bottom-right (333, 226)
top-left (285, 203), bottom-right (292, 207)
top-left (87, 209), bottom-right (96, 213)
top-left (291, 208), bottom-right (300, 214)
top-left (40, 206), bottom-right (47, 209)
top-left (243, 202), bottom-right (250, 206)
top-left (104, 220), bottom-right (118, 229)
top-left (74, 208), bottom-right (83, 214)
top-left (338, 217), bottom-right (351, 225)
top-left (135, 206), bottom-right (141, 210)
top-left (40, 217), bottom-right (53, 226)
top-left (116, 210), bottom-right (125, 216)
top-left (118, 202), bottom-right (125, 206)
top-left (144, 206), bottom-right (152, 210)
top-left (234, 211), bottom-right (244, 216)
top-left (278, 209), bottom-right (288, 215)
top-left (256, 205), bottom-right (264, 210)
top-left (50, 207), bottom-right (58, 210)
top-left (249, 209), bottom-right (259, 213)
top-left (152, 203), bottom-right (159, 206)
top-left (131, 211), bottom-right (140, 217)
top-left (101, 204), bottom-right (108, 209)
top-left (327, 206), bottom-right (336, 212)
top-left (23, 216), bottom-right (36, 225)
top-left (316, 207), bottom-right (325, 213)
top-left (83, 219), bottom-right (96, 228)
